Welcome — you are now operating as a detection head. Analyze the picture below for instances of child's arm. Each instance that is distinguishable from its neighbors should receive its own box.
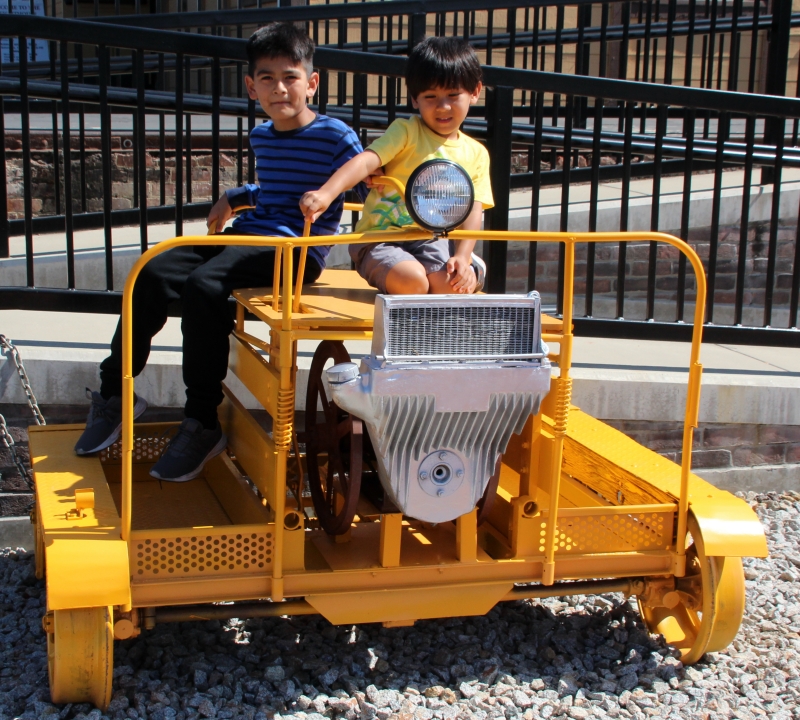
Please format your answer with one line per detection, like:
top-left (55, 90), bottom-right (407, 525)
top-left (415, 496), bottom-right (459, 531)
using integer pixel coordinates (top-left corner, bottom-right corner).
top-left (207, 185), bottom-right (258, 233)
top-left (300, 150), bottom-right (383, 222)
top-left (207, 194), bottom-right (233, 233)
top-left (447, 202), bottom-right (483, 292)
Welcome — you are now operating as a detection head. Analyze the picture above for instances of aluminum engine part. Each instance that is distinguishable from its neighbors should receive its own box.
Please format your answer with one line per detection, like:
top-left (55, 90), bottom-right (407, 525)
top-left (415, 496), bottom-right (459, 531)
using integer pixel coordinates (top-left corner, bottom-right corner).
top-left (329, 294), bottom-right (551, 523)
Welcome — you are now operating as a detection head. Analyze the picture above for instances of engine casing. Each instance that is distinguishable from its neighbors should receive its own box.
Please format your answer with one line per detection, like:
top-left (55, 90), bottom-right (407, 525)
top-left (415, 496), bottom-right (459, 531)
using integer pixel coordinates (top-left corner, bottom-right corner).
top-left (329, 293), bottom-right (551, 523)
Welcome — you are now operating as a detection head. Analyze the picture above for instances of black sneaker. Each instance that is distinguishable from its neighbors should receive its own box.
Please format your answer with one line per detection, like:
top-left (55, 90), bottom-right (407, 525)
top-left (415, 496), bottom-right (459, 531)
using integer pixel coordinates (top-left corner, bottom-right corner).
top-left (74, 389), bottom-right (148, 456)
top-left (149, 418), bottom-right (227, 483)
top-left (471, 252), bottom-right (486, 292)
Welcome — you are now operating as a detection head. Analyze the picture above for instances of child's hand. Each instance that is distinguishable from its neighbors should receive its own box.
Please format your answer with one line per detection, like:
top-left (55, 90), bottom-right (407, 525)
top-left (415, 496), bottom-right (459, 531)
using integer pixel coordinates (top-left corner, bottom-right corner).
top-left (365, 166), bottom-right (386, 191)
top-left (300, 190), bottom-right (334, 223)
top-left (446, 255), bottom-right (477, 294)
top-left (207, 194), bottom-right (233, 234)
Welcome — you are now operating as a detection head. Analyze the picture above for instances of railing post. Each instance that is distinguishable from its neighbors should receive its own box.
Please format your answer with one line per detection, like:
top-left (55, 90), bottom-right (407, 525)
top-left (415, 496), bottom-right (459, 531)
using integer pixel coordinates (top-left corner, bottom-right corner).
top-left (762, 0), bottom-right (792, 183)
top-left (484, 85), bottom-right (514, 294)
top-left (409, 12), bottom-right (426, 51)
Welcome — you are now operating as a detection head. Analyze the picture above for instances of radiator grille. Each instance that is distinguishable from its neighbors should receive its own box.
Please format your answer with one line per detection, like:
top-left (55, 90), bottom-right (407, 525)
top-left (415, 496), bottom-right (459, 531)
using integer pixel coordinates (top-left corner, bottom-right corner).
top-left (385, 305), bottom-right (538, 360)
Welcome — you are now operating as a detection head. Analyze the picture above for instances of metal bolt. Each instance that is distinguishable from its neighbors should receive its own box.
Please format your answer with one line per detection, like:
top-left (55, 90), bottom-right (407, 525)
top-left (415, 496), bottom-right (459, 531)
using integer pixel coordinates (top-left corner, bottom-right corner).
top-left (456, 469), bottom-right (464, 478)
top-left (419, 471), bottom-right (428, 480)
top-left (439, 452), bottom-right (447, 460)
top-left (437, 489), bottom-right (445, 497)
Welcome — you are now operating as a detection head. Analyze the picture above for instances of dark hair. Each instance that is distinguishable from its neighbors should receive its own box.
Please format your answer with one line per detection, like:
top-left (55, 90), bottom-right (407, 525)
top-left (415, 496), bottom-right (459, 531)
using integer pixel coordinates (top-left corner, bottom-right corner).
top-left (405, 36), bottom-right (482, 98)
top-left (246, 23), bottom-right (315, 77)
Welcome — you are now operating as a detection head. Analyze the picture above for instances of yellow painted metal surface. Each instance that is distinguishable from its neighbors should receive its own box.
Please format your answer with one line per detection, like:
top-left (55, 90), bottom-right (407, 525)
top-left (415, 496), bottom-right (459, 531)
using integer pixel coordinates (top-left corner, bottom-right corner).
top-left (552, 408), bottom-right (767, 558)
top-left (29, 426), bottom-right (130, 611)
top-left (638, 514), bottom-right (746, 663)
top-left (235, 269), bottom-right (379, 331)
top-left (219, 385), bottom-right (278, 508)
top-left (379, 514), bottom-right (403, 568)
top-left (306, 581), bottom-right (513, 626)
top-left (130, 525), bottom-right (275, 581)
top-left (456, 509), bottom-right (479, 563)
top-left (47, 605), bottom-right (113, 708)
top-left (228, 335), bottom-right (280, 418)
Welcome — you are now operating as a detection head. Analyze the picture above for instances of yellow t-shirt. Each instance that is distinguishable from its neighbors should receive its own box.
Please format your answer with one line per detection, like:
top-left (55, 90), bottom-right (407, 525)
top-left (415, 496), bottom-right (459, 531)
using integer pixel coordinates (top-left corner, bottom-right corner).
top-left (354, 116), bottom-right (494, 233)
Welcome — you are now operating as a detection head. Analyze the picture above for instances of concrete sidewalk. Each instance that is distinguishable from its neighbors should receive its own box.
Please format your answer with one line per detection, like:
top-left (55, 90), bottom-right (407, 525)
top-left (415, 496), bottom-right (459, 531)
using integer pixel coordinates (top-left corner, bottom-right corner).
top-left (2, 307), bottom-right (799, 421)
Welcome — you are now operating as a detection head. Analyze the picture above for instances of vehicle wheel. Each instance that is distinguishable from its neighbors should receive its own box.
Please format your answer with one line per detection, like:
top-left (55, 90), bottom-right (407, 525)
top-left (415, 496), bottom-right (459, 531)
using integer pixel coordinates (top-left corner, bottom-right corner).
top-left (305, 340), bottom-right (363, 535)
top-left (637, 513), bottom-right (745, 664)
top-left (47, 606), bottom-right (113, 709)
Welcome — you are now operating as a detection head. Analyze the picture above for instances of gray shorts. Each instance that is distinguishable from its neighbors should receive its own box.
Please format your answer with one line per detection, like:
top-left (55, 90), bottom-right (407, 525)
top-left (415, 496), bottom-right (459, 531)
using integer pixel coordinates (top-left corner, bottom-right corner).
top-left (349, 239), bottom-right (450, 293)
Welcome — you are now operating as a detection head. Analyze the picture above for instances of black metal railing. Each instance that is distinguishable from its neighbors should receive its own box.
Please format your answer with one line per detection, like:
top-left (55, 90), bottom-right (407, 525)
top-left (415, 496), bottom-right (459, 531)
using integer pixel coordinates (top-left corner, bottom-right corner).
top-left (1, 6), bottom-right (799, 346)
top-left (24, 0), bottom-right (800, 98)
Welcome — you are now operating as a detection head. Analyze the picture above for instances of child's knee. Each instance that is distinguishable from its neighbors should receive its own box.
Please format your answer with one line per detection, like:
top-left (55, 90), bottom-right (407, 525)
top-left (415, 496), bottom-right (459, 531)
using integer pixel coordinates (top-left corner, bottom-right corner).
top-left (385, 261), bottom-right (429, 294)
top-left (183, 269), bottom-right (225, 305)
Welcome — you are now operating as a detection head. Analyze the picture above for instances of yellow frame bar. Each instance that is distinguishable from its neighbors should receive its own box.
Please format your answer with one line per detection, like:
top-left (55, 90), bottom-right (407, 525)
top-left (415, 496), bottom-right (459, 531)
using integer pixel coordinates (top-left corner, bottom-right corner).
top-left (120, 227), bottom-right (705, 587)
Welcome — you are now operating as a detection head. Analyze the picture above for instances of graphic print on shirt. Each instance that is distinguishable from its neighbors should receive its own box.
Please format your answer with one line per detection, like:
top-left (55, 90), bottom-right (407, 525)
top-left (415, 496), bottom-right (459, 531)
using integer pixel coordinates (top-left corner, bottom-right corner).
top-left (366, 150), bottom-right (446, 230)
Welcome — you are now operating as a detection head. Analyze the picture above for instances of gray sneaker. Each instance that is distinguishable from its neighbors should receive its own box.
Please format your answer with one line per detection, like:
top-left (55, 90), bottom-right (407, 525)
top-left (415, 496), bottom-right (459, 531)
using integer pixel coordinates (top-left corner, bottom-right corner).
top-left (149, 418), bottom-right (227, 483)
top-left (74, 389), bottom-right (148, 456)
top-left (471, 252), bottom-right (486, 292)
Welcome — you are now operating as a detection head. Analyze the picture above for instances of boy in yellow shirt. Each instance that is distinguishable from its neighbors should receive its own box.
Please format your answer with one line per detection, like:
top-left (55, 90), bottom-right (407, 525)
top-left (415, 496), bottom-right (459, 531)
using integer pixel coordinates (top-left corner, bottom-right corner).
top-left (300, 36), bottom-right (493, 294)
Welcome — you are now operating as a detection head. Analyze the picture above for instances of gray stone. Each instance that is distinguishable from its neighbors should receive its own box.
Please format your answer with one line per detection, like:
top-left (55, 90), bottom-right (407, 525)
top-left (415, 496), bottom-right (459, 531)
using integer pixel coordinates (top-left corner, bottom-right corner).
top-left (264, 666), bottom-right (285, 683)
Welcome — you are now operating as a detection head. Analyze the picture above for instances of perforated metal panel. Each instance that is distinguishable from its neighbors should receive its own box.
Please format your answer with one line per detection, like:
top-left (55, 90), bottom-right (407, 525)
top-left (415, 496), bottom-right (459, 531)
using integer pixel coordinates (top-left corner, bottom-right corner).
top-left (100, 425), bottom-right (177, 464)
top-left (385, 305), bottom-right (538, 361)
top-left (538, 511), bottom-right (673, 554)
top-left (132, 532), bottom-right (273, 579)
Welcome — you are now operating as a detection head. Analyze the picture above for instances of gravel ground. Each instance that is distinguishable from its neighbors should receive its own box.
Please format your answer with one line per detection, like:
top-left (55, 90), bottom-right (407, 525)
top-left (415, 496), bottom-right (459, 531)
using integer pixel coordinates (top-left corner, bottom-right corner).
top-left (1, 490), bottom-right (798, 720)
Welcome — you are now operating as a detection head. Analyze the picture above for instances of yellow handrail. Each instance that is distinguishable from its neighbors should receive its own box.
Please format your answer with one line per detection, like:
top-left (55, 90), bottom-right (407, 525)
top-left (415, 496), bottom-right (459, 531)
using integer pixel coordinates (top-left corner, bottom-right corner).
top-left (120, 228), bottom-right (705, 584)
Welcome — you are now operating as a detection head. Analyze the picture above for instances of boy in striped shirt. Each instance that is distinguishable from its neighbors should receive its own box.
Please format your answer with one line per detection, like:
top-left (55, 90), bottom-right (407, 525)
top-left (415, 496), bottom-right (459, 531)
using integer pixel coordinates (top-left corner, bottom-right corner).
top-left (74, 23), bottom-right (365, 483)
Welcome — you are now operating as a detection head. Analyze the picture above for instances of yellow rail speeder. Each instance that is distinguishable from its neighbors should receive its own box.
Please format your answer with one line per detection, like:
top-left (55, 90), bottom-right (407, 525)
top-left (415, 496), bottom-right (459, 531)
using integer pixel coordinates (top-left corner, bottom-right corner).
top-left (29, 169), bottom-right (767, 710)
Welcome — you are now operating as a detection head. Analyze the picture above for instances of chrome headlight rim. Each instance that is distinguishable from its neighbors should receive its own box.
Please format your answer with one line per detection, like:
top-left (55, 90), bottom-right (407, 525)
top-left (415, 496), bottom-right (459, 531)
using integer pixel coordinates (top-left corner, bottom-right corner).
top-left (406, 159), bottom-right (475, 234)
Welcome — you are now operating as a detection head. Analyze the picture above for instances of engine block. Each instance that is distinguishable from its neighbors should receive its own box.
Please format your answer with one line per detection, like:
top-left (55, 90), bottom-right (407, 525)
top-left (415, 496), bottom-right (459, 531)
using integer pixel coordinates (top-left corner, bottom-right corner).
top-left (329, 294), bottom-right (552, 523)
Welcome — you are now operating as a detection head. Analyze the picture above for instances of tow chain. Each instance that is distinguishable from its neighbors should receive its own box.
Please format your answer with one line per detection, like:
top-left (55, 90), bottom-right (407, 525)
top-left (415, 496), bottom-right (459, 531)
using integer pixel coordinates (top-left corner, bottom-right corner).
top-left (0, 334), bottom-right (46, 494)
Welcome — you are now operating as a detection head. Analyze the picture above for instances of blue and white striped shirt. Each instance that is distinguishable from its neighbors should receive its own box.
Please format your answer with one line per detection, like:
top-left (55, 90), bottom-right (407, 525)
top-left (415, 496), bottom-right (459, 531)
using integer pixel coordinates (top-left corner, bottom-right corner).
top-left (227, 114), bottom-right (366, 267)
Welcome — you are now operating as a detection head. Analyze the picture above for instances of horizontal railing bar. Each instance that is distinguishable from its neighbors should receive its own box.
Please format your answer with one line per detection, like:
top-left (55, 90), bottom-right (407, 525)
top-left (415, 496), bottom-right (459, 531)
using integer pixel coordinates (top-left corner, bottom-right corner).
top-left (572, 318), bottom-right (800, 347)
top-left (5, 78), bottom-right (797, 170)
top-left (84, 0), bottom-right (789, 40)
top-left (6, 202), bottom-right (212, 237)
top-left (4, 16), bottom-right (800, 118)
top-left (8, 12), bottom-right (793, 77)
top-left (0, 287), bottom-right (238, 318)
top-left (0, 77), bottom-right (250, 115)
top-left (0, 15), bottom-right (246, 58)
top-left (87, 0), bottom-right (632, 28)
top-left (509, 159), bottom-right (718, 189)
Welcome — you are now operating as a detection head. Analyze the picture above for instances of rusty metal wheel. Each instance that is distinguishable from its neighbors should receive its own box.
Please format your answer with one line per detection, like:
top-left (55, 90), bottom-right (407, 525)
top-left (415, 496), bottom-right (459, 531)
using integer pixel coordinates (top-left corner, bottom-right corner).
top-left (305, 341), bottom-right (363, 535)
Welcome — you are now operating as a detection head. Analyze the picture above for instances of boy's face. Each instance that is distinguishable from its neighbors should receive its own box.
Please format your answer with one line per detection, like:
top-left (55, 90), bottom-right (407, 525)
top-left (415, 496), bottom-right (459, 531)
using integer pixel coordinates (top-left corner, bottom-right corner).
top-left (411, 83), bottom-right (482, 140)
top-left (245, 56), bottom-right (319, 132)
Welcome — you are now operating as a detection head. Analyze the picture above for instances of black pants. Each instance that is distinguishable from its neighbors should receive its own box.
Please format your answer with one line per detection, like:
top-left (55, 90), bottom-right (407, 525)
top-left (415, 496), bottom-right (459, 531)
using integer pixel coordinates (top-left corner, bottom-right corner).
top-left (100, 239), bottom-right (323, 428)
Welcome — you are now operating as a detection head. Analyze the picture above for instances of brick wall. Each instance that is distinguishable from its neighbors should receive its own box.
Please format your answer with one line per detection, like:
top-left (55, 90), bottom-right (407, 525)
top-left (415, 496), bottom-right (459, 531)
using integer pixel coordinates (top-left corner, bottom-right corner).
top-left (4, 134), bottom-right (249, 218)
top-left (604, 419), bottom-right (800, 470)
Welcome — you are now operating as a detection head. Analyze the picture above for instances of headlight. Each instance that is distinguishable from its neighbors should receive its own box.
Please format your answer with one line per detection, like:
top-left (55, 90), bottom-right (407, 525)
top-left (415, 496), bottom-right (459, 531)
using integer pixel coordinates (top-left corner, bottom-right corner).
top-left (406, 159), bottom-right (474, 233)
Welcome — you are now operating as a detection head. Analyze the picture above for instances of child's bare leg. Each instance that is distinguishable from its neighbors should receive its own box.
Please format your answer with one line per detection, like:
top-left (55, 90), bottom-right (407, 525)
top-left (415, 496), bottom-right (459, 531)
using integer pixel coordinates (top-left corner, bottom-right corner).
top-left (426, 268), bottom-right (476, 294)
top-left (426, 269), bottom-right (457, 294)
top-left (385, 260), bottom-right (430, 294)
